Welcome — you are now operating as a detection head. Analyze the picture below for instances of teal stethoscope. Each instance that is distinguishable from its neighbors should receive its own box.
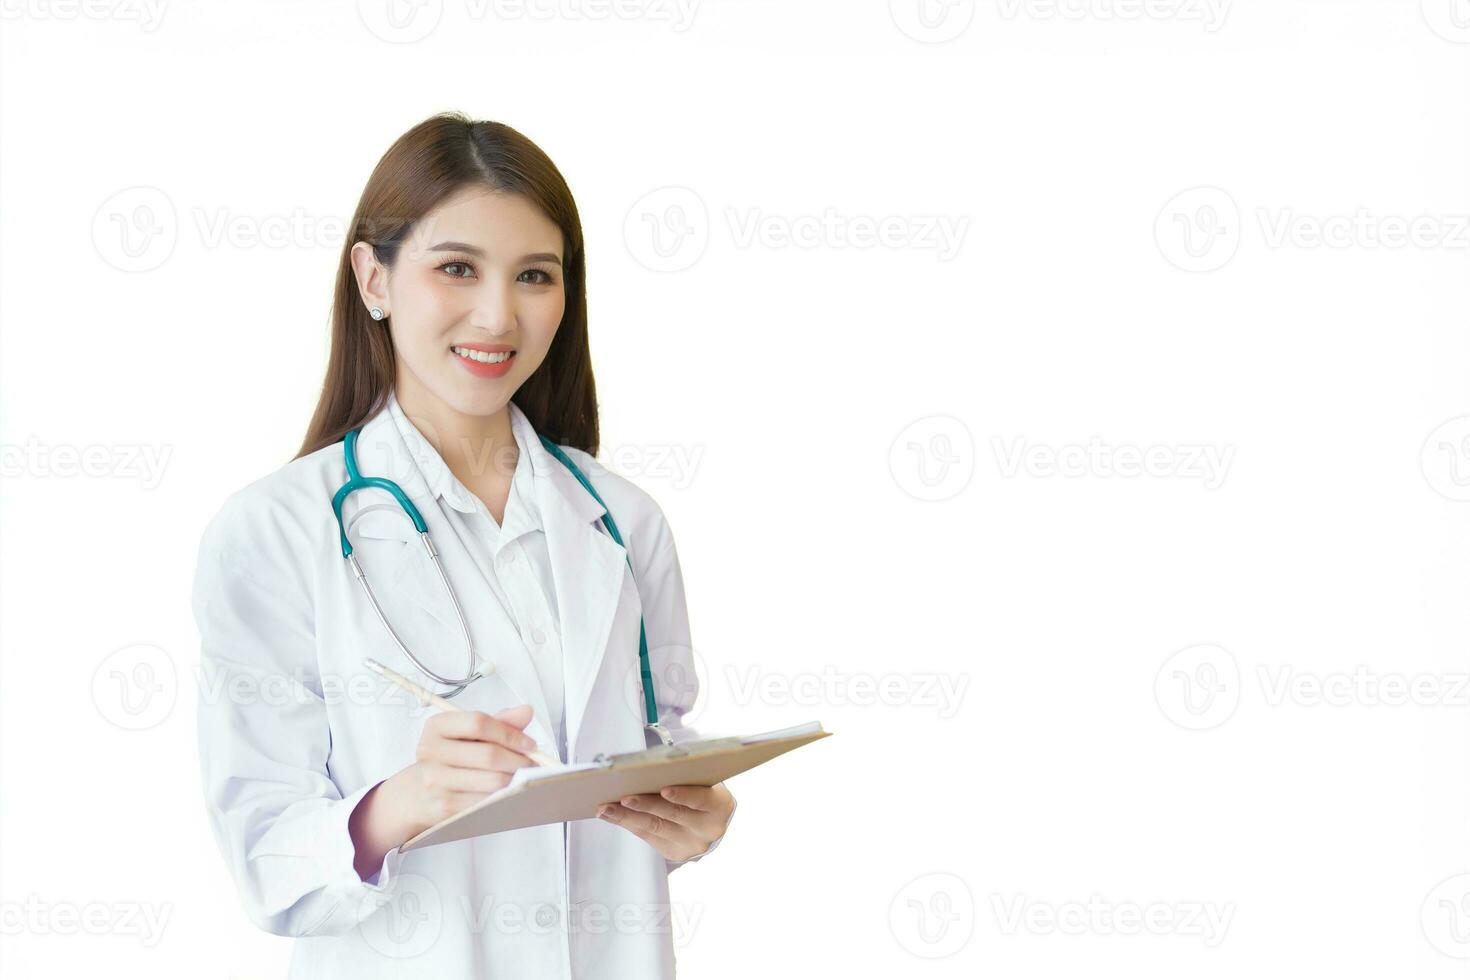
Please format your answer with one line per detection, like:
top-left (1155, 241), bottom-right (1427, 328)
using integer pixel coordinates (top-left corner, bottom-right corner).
top-left (330, 426), bottom-right (673, 747)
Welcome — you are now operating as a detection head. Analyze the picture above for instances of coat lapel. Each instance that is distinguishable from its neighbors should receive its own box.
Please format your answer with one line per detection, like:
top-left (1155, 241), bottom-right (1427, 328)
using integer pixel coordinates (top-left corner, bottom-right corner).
top-left (340, 398), bottom-right (632, 762)
top-left (535, 455), bottom-right (634, 757)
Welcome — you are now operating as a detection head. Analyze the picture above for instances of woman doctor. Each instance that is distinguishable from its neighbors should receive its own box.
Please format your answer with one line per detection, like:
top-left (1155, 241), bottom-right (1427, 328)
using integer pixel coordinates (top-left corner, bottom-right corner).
top-left (192, 112), bottom-right (735, 979)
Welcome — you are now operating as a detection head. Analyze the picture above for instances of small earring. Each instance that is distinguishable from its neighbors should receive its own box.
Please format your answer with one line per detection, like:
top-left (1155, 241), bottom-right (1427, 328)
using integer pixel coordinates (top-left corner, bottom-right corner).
top-left (369, 306), bottom-right (385, 320)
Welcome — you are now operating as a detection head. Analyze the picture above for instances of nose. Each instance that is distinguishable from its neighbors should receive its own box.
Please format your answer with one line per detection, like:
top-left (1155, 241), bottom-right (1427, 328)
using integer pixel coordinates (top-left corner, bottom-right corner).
top-left (468, 281), bottom-right (516, 335)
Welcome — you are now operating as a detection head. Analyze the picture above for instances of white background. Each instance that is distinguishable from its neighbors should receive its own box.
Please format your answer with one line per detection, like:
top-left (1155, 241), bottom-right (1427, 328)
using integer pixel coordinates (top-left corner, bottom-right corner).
top-left (3, 0), bottom-right (1469, 976)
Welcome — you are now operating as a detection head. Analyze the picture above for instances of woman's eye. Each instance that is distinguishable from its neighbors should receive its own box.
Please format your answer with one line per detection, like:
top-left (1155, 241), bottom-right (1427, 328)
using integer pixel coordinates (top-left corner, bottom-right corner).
top-left (437, 262), bottom-right (554, 284)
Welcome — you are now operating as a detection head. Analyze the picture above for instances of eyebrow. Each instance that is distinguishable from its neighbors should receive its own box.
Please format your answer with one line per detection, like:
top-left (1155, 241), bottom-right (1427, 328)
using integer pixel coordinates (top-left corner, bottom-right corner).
top-left (427, 241), bottom-right (563, 266)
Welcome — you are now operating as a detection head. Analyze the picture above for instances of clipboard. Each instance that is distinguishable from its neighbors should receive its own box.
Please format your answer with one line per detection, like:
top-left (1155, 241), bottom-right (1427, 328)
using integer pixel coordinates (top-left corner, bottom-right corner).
top-left (399, 721), bottom-right (830, 853)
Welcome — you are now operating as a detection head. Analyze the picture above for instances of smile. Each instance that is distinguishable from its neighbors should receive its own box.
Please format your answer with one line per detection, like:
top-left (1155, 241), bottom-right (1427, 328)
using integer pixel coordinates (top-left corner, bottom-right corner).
top-left (452, 346), bottom-right (515, 364)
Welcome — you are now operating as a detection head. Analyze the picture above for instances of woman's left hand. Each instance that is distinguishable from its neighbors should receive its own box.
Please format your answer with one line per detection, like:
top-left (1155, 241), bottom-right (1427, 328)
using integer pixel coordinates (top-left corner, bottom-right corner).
top-left (597, 782), bottom-right (735, 862)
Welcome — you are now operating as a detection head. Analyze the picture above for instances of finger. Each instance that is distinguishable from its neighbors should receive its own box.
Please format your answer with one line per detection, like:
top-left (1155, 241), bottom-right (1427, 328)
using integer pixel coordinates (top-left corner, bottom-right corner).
top-left (427, 736), bottom-right (534, 774)
top-left (431, 708), bottom-right (537, 752)
top-left (604, 819), bottom-right (675, 857)
top-left (621, 794), bottom-right (720, 840)
top-left (492, 704), bottom-right (535, 728)
top-left (489, 706), bottom-right (541, 759)
top-left (598, 803), bottom-right (678, 842)
top-left (658, 784), bottom-right (714, 812)
top-left (438, 788), bottom-right (507, 819)
top-left (423, 763), bottom-right (513, 797)
top-left (617, 794), bottom-right (702, 828)
top-left (598, 803), bottom-right (705, 849)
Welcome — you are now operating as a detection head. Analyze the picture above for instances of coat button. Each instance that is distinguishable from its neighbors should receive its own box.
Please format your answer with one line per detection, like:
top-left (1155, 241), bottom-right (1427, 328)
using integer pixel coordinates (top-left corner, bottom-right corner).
top-left (534, 903), bottom-right (559, 928)
top-left (530, 627), bottom-right (546, 645)
top-left (499, 549), bottom-right (516, 567)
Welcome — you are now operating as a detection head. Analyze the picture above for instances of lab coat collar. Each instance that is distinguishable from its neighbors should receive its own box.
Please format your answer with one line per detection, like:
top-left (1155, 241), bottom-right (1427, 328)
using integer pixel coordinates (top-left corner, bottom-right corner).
top-left (382, 387), bottom-right (605, 530)
top-left (343, 390), bottom-right (628, 760)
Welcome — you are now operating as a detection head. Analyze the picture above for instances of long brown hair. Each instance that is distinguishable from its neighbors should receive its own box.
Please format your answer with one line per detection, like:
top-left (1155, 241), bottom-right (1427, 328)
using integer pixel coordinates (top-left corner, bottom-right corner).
top-left (295, 111), bottom-right (597, 460)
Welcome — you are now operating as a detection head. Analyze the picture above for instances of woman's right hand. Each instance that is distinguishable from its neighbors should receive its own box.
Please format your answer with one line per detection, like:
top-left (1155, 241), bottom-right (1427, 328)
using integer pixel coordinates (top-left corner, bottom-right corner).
top-left (349, 704), bottom-right (540, 880)
top-left (394, 703), bottom-right (541, 833)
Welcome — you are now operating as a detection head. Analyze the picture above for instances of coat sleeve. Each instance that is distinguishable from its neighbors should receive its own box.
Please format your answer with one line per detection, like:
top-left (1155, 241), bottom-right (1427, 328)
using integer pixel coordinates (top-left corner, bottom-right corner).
top-left (192, 499), bottom-right (407, 937)
top-left (633, 512), bottom-right (737, 874)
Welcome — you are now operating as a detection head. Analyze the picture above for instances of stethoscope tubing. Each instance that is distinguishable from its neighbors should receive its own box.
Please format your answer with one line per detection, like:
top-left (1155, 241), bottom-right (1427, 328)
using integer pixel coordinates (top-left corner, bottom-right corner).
top-left (331, 425), bottom-right (671, 745)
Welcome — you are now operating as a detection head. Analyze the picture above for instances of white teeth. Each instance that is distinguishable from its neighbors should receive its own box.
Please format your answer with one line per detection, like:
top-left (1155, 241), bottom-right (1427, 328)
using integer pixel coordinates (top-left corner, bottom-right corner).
top-left (452, 346), bottom-right (513, 364)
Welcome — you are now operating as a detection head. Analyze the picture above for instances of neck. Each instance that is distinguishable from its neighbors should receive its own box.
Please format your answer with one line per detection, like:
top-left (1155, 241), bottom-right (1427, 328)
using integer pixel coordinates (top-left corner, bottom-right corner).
top-left (393, 378), bottom-right (519, 487)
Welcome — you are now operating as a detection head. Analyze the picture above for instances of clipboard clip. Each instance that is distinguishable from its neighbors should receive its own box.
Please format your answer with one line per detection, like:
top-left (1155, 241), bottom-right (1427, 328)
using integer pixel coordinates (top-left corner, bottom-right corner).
top-left (592, 735), bottom-right (744, 768)
top-left (645, 722), bottom-right (675, 747)
top-left (590, 743), bottom-right (688, 767)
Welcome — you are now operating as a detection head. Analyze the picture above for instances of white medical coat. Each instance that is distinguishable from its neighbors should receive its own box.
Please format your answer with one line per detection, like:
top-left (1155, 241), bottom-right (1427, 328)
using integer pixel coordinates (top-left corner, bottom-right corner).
top-left (191, 394), bottom-right (730, 978)
top-left (383, 388), bottom-right (572, 759)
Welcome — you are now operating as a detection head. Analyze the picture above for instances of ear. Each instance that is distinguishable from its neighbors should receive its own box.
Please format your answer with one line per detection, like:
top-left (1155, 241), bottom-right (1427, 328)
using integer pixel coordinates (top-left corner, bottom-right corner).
top-left (349, 240), bottom-right (391, 315)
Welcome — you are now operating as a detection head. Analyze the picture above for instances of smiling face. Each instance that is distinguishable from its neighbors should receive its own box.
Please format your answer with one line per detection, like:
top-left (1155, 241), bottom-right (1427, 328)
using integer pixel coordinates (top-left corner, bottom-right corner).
top-left (352, 186), bottom-right (567, 421)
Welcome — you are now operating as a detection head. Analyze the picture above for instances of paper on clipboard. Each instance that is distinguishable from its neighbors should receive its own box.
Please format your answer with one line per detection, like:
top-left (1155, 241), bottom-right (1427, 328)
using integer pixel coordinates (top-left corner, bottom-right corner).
top-left (399, 720), bottom-right (830, 853)
top-left (739, 720), bottom-right (823, 743)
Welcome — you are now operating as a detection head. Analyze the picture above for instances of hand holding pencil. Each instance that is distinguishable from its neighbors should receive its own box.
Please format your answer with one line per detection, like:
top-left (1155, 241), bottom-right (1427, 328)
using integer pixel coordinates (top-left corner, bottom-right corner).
top-left (364, 658), bottom-right (558, 764)
top-left (359, 657), bottom-right (559, 835)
